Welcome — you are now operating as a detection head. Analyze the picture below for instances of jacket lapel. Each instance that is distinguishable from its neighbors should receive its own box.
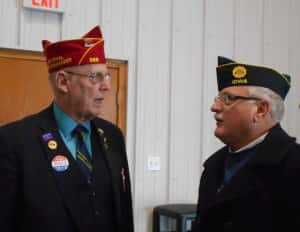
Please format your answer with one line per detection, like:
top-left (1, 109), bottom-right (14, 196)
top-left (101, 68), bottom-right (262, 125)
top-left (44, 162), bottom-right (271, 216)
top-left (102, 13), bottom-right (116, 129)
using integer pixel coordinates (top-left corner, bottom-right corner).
top-left (92, 121), bottom-right (123, 225)
top-left (210, 165), bottom-right (259, 207)
top-left (199, 147), bottom-right (227, 212)
top-left (37, 106), bottom-right (87, 230)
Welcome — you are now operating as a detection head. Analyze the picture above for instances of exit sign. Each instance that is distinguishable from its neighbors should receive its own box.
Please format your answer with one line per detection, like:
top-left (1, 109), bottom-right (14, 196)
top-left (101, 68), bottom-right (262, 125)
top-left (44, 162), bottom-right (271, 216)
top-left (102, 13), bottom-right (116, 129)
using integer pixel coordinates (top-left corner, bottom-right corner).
top-left (23, 0), bottom-right (65, 13)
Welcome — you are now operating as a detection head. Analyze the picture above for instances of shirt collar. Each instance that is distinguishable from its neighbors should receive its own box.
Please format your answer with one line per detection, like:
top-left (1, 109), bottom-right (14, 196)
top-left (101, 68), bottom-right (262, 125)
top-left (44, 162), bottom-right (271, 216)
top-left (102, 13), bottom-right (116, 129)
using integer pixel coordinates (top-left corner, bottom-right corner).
top-left (53, 103), bottom-right (91, 139)
top-left (229, 132), bottom-right (268, 154)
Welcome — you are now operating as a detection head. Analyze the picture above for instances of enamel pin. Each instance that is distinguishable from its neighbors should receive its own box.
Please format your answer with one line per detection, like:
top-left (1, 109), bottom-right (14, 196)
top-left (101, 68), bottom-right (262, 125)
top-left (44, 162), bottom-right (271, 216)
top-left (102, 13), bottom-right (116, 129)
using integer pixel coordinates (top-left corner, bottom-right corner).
top-left (51, 155), bottom-right (69, 172)
top-left (48, 140), bottom-right (58, 150)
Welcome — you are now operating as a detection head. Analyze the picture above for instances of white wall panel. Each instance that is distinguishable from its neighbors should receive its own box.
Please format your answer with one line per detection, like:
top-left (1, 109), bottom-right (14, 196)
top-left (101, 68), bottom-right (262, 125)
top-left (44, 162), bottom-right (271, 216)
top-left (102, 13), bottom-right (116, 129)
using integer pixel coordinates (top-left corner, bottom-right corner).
top-left (0, 0), bottom-right (300, 231)
top-left (62, 0), bottom-right (102, 39)
top-left (263, 0), bottom-right (290, 72)
top-left (20, 10), bottom-right (45, 50)
top-left (263, 0), bottom-right (293, 134)
top-left (102, 0), bottom-right (127, 59)
top-left (0, 0), bottom-right (19, 47)
top-left (21, 9), bottom-right (61, 50)
top-left (168, 0), bottom-right (203, 203)
top-left (235, 0), bottom-right (264, 62)
top-left (101, 0), bottom-right (139, 188)
top-left (201, 0), bottom-right (236, 161)
top-left (285, 0), bottom-right (300, 138)
top-left (134, 0), bottom-right (172, 230)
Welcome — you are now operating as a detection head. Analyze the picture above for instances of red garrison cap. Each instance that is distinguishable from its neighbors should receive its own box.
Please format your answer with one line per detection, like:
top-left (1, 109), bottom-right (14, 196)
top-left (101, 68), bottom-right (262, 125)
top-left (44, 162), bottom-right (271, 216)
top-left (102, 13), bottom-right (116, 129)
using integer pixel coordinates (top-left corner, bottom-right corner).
top-left (42, 25), bottom-right (106, 73)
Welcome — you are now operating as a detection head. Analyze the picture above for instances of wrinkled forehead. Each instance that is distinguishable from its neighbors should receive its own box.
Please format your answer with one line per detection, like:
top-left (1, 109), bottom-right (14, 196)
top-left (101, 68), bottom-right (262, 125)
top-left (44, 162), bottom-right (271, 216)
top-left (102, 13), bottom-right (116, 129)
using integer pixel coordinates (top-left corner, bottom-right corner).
top-left (219, 85), bottom-right (251, 95)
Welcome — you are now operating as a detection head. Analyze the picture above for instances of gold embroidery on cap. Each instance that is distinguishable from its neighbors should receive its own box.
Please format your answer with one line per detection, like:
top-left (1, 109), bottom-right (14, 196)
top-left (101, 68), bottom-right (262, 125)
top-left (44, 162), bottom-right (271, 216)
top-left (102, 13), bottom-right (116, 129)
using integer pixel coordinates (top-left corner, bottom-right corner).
top-left (232, 66), bottom-right (247, 79)
top-left (89, 57), bottom-right (100, 63)
top-left (232, 79), bottom-right (248, 84)
top-left (79, 39), bottom-right (103, 65)
top-left (48, 56), bottom-right (72, 70)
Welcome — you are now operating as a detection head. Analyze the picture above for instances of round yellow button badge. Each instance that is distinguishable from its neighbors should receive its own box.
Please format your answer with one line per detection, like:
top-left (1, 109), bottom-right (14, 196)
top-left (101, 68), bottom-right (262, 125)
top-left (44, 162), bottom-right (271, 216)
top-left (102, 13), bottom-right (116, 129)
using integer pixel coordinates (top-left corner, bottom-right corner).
top-left (48, 140), bottom-right (58, 150)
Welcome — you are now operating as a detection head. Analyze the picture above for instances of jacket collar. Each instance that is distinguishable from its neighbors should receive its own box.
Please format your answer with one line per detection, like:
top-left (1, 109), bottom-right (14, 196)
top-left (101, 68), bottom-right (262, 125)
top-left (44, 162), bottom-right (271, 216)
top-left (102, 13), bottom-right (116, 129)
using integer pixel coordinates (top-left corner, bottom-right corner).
top-left (204, 124), bottom-right (295, 169)
top-left (200, 124), bottom-right (296, 212)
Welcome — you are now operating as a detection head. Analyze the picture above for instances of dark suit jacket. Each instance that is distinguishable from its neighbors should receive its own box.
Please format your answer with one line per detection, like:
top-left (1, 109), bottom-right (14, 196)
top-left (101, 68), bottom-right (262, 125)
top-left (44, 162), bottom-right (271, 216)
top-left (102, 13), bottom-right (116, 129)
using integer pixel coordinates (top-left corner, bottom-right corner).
top-left (192, 124), bottom-right (300, 232)
top-left (0, 105), bottom-right (134, 232)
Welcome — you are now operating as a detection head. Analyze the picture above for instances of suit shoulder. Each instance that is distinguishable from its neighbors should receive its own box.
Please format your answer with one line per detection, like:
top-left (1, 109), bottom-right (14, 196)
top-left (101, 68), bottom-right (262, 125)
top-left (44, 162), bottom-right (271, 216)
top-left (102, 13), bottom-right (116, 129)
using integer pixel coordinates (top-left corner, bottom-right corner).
top-left (284, 142), bottom-right (300, 162)
top-left (203, 146), bottom-right (227, 167)
top-left (92, 117), bottom-right (123, 136)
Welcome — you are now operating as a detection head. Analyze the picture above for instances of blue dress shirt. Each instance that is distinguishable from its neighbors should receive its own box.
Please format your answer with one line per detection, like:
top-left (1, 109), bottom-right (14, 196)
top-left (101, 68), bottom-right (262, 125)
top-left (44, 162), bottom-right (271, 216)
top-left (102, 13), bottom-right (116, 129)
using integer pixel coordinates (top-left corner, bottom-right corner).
top-left (53, 103), bottom-right (92, 159)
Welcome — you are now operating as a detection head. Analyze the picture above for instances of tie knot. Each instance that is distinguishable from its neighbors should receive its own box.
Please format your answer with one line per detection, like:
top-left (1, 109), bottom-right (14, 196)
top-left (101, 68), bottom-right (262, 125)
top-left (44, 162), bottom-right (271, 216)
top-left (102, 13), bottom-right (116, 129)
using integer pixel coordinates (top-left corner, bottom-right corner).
top-left (72, 125), bottom-right (88, 140)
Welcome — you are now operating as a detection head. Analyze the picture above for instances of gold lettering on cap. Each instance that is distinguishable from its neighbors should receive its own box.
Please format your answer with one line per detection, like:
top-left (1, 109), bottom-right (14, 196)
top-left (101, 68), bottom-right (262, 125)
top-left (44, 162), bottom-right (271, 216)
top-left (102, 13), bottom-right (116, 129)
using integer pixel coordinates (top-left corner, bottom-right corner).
top-left (232, 65), bottom-right (247, 78)
top-left (232, 79), bottom-right (248, 85)
top-left (48, 56), bottom-right (72, 70)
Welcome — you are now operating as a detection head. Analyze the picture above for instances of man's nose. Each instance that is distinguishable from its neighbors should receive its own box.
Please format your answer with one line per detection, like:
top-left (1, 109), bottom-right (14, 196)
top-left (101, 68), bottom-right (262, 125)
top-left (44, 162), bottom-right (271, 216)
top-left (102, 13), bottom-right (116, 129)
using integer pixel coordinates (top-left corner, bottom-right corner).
top-left (210, 100), bottom-right (222, 112)
top-left (99, 78), bottom-right (111, 92)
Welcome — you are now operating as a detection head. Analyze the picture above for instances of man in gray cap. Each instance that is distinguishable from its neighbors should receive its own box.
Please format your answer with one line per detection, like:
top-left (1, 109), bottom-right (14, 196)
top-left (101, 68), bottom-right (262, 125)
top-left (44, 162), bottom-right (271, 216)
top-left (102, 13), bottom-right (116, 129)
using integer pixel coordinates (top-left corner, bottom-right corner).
top-left (192, 56), bottom-right (300, 232)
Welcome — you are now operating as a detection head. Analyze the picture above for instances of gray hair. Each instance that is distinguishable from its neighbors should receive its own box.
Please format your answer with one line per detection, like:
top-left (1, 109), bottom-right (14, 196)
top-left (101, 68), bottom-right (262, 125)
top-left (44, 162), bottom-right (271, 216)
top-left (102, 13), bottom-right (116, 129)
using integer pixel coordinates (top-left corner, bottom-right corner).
top-left (248, 86), bottom-right (285, 122)
top-left (48, 72), bottom-right (58, 92)
top-left (48, 67), bottom-right (77, 92)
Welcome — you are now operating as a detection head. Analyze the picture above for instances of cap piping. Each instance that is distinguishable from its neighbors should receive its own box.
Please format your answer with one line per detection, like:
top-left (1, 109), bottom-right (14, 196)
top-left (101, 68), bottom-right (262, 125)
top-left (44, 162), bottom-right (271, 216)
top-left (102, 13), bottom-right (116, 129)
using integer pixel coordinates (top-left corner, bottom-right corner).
top-left (78, 39), bottom-right (104, 65)
top-left (43, 37), bottom-right (103, 49)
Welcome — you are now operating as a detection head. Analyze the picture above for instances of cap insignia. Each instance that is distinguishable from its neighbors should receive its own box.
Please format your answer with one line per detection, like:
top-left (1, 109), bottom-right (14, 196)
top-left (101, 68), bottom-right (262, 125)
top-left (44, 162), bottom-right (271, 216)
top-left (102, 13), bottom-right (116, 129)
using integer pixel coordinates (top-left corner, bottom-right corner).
top-left (232, 65), bottom-right (247, 79)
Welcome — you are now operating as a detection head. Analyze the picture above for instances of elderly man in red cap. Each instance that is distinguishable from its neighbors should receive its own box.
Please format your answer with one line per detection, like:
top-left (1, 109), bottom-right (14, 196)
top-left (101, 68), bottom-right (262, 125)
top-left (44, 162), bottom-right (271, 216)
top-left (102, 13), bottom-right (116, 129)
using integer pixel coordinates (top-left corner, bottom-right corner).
top-left (0, 26), bottom-right (134, 232)
top-left (192, 56), bottom-right (300, 232)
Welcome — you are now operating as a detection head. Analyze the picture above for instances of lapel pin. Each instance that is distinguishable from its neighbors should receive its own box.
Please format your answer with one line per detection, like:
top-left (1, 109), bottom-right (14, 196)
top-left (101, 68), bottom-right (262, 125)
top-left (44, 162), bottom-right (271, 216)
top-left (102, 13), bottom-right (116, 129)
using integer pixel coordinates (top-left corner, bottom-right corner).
top-left (97, 128), bottom-right (109, 150)
top-left (51, 155), bottom-right (69, 172)
top-left (48, 140), bottom-right (58, 150)
top-left (97, 128), bottom-right (104, 136)
top-left (42, 132), bottom-right (53, 142)
top-left (121, 168), bottom-right (126, 192)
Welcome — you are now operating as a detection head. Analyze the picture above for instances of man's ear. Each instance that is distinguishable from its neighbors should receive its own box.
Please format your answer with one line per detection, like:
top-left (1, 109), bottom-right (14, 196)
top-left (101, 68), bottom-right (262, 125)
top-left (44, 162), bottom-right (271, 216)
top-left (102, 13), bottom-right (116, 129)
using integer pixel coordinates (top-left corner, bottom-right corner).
top-left (253, 100), bottom-right (270, 122)
top-left (55, 70), bottom-right (70, 93)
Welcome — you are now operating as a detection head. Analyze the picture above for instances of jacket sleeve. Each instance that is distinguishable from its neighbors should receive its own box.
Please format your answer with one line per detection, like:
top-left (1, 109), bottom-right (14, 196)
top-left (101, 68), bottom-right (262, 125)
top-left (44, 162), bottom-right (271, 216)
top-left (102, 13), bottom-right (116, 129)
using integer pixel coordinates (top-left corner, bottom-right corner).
top-left (0, 127), bottom-right (19, 232)
top-left (117, 128), bottom-right (134, 232)
top-left (280, 144), bottom-right (300, 230)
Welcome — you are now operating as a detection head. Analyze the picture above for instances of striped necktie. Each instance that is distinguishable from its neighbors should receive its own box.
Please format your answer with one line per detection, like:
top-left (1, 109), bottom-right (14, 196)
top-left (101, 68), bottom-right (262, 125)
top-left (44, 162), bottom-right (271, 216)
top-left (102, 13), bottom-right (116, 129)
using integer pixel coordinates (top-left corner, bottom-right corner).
top-left (72, 125), bottom-right (93, 180)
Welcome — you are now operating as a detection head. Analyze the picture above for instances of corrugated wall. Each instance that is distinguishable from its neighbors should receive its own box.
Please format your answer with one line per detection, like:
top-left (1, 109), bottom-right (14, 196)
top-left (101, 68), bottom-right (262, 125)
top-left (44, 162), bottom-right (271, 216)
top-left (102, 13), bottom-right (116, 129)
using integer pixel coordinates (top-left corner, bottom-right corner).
top-left (1, 0), bottom-right (300, 231)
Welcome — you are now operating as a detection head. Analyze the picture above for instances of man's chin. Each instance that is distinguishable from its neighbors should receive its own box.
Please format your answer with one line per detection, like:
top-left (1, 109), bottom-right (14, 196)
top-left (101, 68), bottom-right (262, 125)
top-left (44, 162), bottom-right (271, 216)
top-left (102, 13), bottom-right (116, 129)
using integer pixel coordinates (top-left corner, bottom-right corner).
top-left (91, 109), bottom-right (103, 118)
top-left (82, 110), bottom-right (101, 121)
top-left (94, 100), bottom-right (104, 108)
top-left (214, 128), bottom-right (225, 141)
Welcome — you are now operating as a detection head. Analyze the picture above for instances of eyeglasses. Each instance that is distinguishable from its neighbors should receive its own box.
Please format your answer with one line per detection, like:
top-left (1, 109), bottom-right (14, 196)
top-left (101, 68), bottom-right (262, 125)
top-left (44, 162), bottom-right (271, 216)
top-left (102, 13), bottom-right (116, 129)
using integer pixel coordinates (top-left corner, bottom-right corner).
top-left (214, 93), bottom-right (262, 106)
top-left (65, 70), bottom-right (111, 83)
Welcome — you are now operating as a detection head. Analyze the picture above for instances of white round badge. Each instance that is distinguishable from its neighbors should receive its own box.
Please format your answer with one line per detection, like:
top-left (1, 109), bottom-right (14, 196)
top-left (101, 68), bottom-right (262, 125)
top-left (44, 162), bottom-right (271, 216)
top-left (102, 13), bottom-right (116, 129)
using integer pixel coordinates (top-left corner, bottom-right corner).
top-left (51, 155), bottom-right (69, 172)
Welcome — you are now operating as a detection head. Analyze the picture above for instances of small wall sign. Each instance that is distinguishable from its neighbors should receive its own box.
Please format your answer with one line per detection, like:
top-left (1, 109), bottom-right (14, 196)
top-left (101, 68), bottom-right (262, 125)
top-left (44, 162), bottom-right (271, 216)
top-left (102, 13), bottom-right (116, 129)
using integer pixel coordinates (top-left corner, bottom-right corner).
top-left (23, 0), bottom-right (65, 13)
